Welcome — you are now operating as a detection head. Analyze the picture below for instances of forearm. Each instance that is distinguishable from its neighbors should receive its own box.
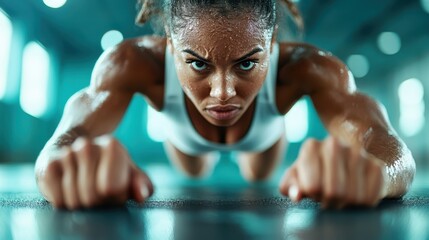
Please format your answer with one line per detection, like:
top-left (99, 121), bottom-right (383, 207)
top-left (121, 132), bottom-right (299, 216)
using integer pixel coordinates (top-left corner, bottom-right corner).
top-left (326, 117), bottom-right (415, 198)
top-left (319, 94), bottom-right (416, 198)
top-left (364, 129), bottom-right (416, 198)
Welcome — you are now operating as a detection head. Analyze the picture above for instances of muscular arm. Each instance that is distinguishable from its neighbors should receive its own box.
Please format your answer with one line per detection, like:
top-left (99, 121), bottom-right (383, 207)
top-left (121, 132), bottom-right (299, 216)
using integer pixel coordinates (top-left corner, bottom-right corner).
top-left (278, 44), bottom-right (415, 207)
top-left (34, 38), bottom-right (164, 208)
top-left (300, 46), bottom-right (415, 197)
top-left (36, 36), bottom-right (164, 174)
top-left (37, 43), bottom-right (135, 166)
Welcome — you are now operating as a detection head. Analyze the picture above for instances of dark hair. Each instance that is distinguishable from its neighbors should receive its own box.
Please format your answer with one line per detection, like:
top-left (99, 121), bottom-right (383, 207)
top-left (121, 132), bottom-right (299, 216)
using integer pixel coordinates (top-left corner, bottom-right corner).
top-left (135, 0), bottom-right (304, 37)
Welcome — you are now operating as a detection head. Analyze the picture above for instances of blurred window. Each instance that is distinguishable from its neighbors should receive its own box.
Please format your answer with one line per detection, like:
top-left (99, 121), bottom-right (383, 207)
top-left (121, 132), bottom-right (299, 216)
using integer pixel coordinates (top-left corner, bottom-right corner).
top-left (20, 42), bottom-right (51, 118)
top-left (101, 30), bottom-right (124, 51)
top-left (43, 0), bottom-right (67, 9)
top-left (398, 78), bottom-right (425, 137)
top-left (0, 9), bottom-right (13, 100)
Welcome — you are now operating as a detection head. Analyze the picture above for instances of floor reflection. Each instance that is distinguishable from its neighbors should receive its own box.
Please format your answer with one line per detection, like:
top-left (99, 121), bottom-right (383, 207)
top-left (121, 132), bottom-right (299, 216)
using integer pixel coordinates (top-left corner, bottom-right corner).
top-left (283, 204), bottom-right (429, 240)
top-left (5, 208), bottom-right (145, 240)
top-left (1, 187), bottom-right (429, 240)
top-left (1, 163), bottom-right (429, 240)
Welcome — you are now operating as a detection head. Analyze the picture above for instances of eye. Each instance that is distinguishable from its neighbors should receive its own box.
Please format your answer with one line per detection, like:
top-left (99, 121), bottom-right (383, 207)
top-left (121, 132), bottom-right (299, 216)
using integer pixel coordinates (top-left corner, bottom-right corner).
top-left (190, 60), bottom-right (208, 71)
top-left (239, 61), bottom-right (256, 71)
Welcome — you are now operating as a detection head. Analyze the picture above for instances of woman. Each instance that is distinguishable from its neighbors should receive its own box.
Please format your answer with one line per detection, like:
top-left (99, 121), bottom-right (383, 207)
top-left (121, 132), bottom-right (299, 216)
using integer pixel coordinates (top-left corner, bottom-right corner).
top-left (35, 0), bottom-right (415, 210)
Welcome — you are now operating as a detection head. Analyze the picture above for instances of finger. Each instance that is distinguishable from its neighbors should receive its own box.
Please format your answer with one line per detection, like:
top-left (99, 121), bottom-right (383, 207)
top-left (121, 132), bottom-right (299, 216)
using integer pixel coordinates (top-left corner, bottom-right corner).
top-left (296, 139), bottom-right (322, 201)
top-left (96, 136), bottom-right (130, 203)
top-left (74, 138), bottom-right (100, 208)
top-left (355, 151), bottom-right (367, 205)
top-left (129, 165), bottom-right (154, 203)
top-left (364, 159), bottom-right (385, 207)
top-left (279, 167), bottom-right (293, 195)
top-left (321, 137), bottom-right (347, 208)
top-left (279, 167), bottom-right (302, 202)
top-left (345, 149), bottom-right (365, 207)
top-left (41, 160), bottom-right (64, 208)
top-left (61, 148), bottom-right (80, 209)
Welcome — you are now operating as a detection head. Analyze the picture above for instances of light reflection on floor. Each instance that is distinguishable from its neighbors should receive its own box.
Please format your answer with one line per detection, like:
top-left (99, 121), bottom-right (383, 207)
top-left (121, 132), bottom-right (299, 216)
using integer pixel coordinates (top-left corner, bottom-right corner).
top-left (0, 161), bottom-right (429, 240)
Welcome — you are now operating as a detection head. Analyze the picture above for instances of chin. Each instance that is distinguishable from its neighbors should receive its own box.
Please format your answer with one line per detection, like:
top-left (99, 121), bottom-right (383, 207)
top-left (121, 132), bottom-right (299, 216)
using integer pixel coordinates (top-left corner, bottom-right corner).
top-left (204, 115), bottom-right (241, 127)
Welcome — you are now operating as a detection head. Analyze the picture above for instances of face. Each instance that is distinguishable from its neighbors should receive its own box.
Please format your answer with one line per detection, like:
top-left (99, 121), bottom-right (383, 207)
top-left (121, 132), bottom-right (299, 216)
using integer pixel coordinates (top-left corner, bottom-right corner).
top-left (168, 12), bottom-right (274, 127)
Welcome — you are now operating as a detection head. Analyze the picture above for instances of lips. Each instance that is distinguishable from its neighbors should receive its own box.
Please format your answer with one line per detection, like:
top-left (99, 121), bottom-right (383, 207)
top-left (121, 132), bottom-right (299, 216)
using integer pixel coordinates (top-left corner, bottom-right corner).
top-left (205, 104), bottom-right (241, 121)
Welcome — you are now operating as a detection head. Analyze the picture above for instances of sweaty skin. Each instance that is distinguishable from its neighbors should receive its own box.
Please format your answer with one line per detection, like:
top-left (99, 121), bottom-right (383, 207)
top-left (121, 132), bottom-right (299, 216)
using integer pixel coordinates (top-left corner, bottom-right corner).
top-left (35, 13), bottom-right (415, 209)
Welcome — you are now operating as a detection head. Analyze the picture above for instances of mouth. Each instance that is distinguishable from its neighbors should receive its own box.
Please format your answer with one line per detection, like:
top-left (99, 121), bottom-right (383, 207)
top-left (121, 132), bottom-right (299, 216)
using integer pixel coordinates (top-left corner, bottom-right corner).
top-left (205, 104), bottom-right (242, 121)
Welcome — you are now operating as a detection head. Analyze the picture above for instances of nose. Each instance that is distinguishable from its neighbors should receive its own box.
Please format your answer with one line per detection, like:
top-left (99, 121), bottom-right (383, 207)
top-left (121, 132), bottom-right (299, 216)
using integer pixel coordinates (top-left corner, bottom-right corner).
top-left (209, 74), bottom-right (236, 102)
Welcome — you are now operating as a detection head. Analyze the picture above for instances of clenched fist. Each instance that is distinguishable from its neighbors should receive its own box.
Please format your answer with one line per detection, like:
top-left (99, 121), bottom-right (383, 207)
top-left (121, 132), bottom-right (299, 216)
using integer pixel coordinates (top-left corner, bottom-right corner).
top-left (279, 136), bottom-right (388, 208)
top-left (35, 135), bottom-right (153, 209)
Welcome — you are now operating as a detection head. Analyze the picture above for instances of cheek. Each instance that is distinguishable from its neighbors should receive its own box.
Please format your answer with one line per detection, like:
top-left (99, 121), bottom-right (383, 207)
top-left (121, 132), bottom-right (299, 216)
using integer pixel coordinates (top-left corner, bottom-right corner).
top-left (176, 74), bottom-right (209, 101)
top-left (238, 70), bottom-right (268, 98)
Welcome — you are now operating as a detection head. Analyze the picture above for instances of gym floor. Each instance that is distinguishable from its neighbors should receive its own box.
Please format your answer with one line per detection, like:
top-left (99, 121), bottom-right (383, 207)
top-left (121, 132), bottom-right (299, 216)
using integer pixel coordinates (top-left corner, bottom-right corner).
top-left (1, 158), bottom-right (428, 240)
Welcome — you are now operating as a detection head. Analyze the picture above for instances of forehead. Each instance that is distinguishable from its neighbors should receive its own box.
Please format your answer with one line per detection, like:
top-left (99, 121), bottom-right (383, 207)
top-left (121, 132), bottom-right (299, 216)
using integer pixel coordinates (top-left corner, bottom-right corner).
top-left (171, 14), bottom-right (272, 56)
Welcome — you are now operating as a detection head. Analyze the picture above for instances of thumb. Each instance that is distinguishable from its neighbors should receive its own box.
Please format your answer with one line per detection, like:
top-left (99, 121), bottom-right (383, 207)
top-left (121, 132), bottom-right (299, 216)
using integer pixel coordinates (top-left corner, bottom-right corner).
top-left (129, 165), bottom-right (154, 203)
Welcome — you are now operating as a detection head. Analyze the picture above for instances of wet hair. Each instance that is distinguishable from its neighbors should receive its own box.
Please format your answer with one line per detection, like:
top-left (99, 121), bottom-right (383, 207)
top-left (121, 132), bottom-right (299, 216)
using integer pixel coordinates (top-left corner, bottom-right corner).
top-left (135, 0), bottom-right (304, 38)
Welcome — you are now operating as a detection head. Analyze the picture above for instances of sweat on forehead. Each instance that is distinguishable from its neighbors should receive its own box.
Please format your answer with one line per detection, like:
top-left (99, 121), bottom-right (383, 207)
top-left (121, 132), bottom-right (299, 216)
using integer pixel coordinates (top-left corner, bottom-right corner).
top-left (170, 13), bottom-right (272, 50)
top-left (169, 13), bottom-right (274, 49)
top-left (165, 0), bottom-right (276, 34)
top-left (170, 17), bottom-right (272, 65)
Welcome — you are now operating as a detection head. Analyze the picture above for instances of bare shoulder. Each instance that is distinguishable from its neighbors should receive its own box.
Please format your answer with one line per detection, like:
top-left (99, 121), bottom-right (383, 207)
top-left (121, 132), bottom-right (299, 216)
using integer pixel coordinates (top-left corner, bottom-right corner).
top-left (90, 35), bottom-right (167, 96)
top-left (277, 42), bottom-right (355, 95)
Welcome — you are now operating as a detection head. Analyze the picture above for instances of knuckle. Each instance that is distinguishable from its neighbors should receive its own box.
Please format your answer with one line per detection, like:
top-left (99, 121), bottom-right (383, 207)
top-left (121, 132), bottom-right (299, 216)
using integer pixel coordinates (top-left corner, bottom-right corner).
top-left (75, 140), bottom-right (95, 160)
top-left (326, 136), bottom-right (340, 150)
top-left (327, 136), bottom-right (338, 149)
top-left (72, 137), bottom-right (89, 150)
top-left (62, 146), bottom-right (73, 157)
top-left (62, 148), bottom-right (75, 165)
top-left (100, 138), bottom-right (120, 159)
top-left (78, 139), bottom-right (93, 155)
top-left (98, 135), bottom-right (118, 148)
top-left (45, 160), bottom-right (62, 178)
top-left (107, 136), bottom-right (119, 146)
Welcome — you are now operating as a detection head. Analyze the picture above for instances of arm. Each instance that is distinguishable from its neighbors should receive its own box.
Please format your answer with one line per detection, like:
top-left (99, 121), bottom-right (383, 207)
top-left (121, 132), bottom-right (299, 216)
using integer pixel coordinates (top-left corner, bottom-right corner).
top-left (279, 44), bottom-right (415, 207)
top-left (36, 38), bottom-right (161, 209)
top-left (310, 78), bottom-right (415, 198)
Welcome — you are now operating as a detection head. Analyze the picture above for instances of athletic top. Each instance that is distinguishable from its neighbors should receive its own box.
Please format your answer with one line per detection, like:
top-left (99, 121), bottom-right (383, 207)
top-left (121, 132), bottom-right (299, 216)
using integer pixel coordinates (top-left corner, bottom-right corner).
top-left (160, 43), bottom-right (285, 156)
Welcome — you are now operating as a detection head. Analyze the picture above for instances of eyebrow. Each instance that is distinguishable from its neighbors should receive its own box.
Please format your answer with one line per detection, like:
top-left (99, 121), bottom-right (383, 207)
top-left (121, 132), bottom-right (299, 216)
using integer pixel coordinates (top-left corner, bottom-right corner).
top-left (182, 47), bottom-right (264, 63)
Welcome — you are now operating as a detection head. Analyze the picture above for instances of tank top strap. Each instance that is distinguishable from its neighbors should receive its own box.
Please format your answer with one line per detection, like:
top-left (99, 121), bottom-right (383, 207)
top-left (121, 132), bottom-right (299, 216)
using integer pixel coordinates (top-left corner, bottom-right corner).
top-left (259, 42), bottom-right (281, 115)
top-left (164, 45), bottom-right (181, 101)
